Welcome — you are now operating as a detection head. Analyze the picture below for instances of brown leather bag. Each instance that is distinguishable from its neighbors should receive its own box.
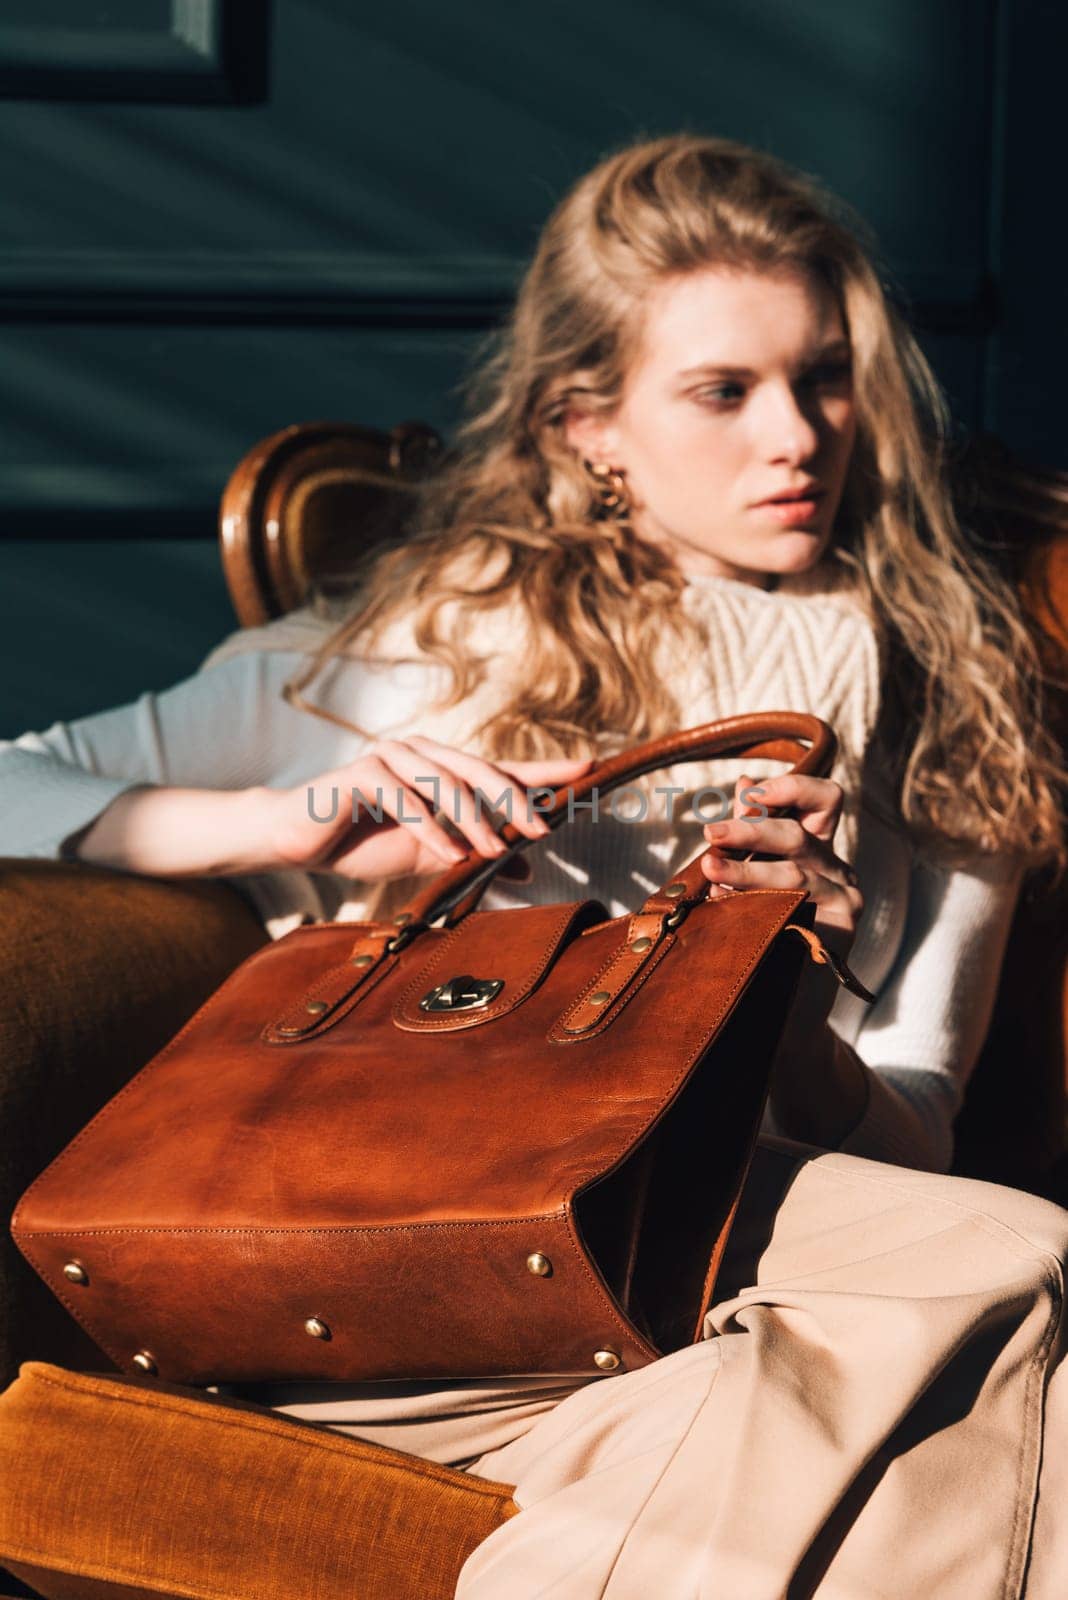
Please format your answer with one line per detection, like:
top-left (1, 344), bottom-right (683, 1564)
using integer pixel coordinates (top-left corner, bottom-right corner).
top-left (13, 712), bottom-right (871, 1387)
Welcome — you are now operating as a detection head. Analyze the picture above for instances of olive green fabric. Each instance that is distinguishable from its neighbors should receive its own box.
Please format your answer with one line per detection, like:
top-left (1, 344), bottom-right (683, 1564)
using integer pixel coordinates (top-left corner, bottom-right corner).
top-left (0, 1363), bottom-right (517, 1600)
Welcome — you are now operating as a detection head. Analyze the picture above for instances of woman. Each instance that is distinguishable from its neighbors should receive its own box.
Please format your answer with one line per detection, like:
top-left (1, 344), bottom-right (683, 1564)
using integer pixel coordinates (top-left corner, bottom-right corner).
top-left (4, 135), bottom-right (1068, 1596)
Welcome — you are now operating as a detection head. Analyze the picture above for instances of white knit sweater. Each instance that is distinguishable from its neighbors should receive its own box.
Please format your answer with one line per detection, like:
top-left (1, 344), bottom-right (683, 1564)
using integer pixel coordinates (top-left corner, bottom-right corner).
top-left (0, 568), bottom-right (1024, 1173)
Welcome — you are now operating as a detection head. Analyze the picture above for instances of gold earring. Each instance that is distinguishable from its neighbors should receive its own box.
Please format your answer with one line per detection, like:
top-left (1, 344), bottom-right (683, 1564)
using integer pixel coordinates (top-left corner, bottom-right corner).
top-left (586, 460), bottom-right (630, 522)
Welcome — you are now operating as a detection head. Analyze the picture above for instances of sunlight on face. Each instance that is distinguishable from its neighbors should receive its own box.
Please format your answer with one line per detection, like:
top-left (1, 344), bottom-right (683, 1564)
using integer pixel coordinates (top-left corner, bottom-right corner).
top-left (567, 267), bottom-right (857, 586)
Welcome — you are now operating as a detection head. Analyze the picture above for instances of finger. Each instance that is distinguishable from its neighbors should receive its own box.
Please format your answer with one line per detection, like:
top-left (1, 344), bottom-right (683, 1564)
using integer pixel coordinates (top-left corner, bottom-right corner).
top-left (703, 815), bottom-right (824, 861)
top-left (733, 773), bottom-right (763, 823)
top-left (349, 757), bottom-right (471, 865)
top-left (703, 817), bottom-right (861, 899)
top-left (496, 756), bottom-right (597, 775)
top-left (700, 850), bottom-right (809, 893)
top-left (325, 827), bottom-right (441, 880)
top-left (405, 736), bottom-right (594, 782)
top-left (733, 772), bottom-right (844, 842)
top-left (701, 853), bottom-right (862, 942)
top-left (402, 736), bottom-right (581, 842)
top-left (378, 743), bottom-right (512, 858)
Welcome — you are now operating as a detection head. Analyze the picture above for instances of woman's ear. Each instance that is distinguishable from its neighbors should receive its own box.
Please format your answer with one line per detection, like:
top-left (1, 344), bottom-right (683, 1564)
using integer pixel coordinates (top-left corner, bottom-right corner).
top-left (563, 406), bottom-right (621, 469)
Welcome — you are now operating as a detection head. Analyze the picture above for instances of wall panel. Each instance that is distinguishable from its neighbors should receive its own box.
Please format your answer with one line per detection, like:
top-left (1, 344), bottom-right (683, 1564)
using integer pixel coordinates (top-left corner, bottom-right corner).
top-left (1, 0), bottom-right (1053, 736)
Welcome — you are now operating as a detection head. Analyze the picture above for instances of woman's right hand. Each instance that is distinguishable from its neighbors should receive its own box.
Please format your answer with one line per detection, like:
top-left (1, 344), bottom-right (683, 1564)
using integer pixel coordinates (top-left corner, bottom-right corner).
top-left (259, 735), bottom-right (596, 882)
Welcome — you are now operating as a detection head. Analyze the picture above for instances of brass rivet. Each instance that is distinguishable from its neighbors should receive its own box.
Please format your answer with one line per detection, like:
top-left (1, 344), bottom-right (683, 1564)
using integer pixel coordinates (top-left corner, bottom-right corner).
top-left (63, 1261), bottom-right (89, 1285)
top-left (589, 990), bottom-right (611, 1006)
top-left (664, 882), bottom-right (687, 899)
top-left (305, 1316), bottom-right (331, 1340)
top-left (394, 912), bottom-right (413, 926)
top-left (593, 1348), bottom-right (621, 1372)
top-left (526, 1252), bottom-right (553, 1277)
top-left (629, 936), bottom-right (653, 953)
top-left (305, 999), bottom-right (328, 1015)
top-left (350, 953), bottom-right (373, 967)
top-left (132, 1351), bottom-right (158, 1375)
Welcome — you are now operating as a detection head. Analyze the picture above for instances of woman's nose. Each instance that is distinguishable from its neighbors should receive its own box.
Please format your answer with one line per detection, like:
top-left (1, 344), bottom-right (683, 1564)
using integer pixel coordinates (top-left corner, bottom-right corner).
top-left (759, 385), bottom-right (821, 465)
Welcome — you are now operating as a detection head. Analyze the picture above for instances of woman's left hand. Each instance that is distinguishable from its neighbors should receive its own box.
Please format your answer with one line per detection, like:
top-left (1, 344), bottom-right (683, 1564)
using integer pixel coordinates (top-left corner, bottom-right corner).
top-left (699, 771), bottom-right (863, 959)
top-left (700, 771), bottom-right (870, 1146)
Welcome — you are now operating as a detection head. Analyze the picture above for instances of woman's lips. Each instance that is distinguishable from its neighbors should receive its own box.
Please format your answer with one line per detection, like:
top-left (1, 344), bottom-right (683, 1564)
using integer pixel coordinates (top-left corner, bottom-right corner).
top-left (753, 495), bottom-right (824, 525)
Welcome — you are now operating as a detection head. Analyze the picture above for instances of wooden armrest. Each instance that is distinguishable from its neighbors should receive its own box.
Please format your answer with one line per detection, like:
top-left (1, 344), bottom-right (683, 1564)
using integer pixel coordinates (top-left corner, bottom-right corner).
top-left (220, 419), bottom-right (442, 626)
top-left (0, 859), bottom-right (268, 1385)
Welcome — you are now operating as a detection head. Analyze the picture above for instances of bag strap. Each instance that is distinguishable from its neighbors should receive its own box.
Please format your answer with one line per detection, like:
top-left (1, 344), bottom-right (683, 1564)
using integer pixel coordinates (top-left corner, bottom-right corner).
top-left (389, 712), bottom-right (835, 943)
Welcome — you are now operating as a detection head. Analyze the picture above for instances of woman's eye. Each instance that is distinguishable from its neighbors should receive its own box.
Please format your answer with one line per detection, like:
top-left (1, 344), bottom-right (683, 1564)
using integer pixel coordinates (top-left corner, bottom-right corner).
top-left (691, 362), bottom-right (851, 410)
top-left (693, 384), bottom-right (746, 407)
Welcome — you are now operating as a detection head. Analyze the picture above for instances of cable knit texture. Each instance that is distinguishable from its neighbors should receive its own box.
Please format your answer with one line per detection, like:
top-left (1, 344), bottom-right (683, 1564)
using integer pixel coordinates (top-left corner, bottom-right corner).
top-left (0, 566), bottom-right (1023, 1174)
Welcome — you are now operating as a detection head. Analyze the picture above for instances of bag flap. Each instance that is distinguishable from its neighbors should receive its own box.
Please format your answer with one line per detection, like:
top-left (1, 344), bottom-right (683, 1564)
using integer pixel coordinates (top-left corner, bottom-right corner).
top-left (392, 900), bottom-right (605, 1032)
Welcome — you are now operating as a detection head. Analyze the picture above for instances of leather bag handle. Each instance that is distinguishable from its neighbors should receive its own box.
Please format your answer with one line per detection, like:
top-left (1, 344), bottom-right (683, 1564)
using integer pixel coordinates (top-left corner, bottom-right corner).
top-left (391, 712), bottom-right (836, 937)
top-left (263, 710), bottom-right (870, 1050)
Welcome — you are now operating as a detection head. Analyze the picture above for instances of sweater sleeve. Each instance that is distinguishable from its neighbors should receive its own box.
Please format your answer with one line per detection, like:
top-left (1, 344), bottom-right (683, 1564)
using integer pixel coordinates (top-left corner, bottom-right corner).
top-left (833, 849), bottom-right (1026, 1172)
top-left (0, 652), bottom-right (305, 860)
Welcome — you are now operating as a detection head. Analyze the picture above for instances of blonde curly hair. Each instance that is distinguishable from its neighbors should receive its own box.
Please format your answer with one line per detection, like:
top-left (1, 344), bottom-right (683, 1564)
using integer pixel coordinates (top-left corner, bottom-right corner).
top-left (282, 133), bottom-right (1066, 877)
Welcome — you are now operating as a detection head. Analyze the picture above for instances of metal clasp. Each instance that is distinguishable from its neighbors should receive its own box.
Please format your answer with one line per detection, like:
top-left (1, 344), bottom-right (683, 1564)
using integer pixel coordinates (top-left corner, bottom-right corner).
top-left (419, 974), bottom-right (505, 1013)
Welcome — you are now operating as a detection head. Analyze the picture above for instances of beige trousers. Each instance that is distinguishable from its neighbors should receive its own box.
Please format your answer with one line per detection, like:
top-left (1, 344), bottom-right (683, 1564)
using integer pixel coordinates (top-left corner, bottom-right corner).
top-left (261, 1140), bottom-right (1068, 1599)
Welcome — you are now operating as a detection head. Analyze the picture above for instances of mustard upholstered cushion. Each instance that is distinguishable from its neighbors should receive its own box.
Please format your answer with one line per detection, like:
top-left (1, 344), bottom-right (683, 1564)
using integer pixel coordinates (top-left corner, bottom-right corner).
top-left (0, 1362), bottom-right (517, 1600)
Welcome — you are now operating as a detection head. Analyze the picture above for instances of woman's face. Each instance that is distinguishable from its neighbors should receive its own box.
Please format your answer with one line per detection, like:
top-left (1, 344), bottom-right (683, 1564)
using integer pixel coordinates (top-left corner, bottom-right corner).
top-left (565, 266), bottom-right (857, 586)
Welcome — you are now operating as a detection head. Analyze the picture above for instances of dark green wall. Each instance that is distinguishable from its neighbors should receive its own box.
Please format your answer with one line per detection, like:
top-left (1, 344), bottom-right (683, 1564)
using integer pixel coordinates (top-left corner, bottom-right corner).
top-left (1, 0), bottom-right (1063, 736)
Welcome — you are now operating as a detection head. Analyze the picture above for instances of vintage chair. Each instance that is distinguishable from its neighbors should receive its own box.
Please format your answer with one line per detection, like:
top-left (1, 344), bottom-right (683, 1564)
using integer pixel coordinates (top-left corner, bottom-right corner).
top-left (0, 420), bottom-right (1066, 1598)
